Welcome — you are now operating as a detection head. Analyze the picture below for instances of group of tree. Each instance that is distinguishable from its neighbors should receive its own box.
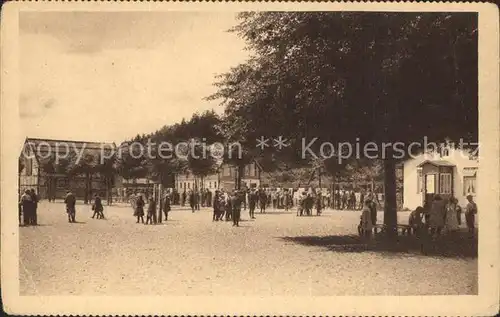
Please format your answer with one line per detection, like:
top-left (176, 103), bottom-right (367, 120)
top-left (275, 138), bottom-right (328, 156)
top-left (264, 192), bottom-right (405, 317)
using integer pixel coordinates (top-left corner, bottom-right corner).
top-left (207, 12), bottom-right (478, 236)
top-left (115, 110), bottom-right (224, 190)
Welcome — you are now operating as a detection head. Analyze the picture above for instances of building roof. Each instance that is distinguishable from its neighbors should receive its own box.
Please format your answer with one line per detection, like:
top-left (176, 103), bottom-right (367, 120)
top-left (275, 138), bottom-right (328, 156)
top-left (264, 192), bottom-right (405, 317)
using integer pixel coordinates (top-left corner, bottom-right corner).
top-left (417, 160), bottom-right (456, 168)
top-left (22, 137), bottom-right (116, 163)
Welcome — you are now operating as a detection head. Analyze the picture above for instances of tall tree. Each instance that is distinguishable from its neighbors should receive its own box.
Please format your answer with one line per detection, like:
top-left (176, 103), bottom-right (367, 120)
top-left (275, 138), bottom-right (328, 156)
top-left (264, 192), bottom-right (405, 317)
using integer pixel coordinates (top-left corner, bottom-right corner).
top-left (208, 12), bottom-right (477, 236)
top-left (39, 155), bottom-right (57, 199)
top-left (96, 151), bottom-right (118, 205)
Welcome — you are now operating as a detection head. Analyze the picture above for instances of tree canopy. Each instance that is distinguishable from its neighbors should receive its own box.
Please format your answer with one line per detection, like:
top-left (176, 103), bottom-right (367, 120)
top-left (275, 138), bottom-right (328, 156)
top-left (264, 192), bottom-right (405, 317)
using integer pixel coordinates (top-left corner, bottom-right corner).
top-left (209, 12), bottom-right (477, 158)
top-left (208, 12), bottom-right (478, 233)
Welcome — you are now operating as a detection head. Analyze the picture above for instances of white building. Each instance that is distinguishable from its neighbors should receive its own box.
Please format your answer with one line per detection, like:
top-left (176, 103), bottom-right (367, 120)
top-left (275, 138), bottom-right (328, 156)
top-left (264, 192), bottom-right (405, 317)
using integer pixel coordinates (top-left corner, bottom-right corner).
top-left (403, 147), bottom-right (478, 210)
top-left (175, 161), bottom-right (262, 193)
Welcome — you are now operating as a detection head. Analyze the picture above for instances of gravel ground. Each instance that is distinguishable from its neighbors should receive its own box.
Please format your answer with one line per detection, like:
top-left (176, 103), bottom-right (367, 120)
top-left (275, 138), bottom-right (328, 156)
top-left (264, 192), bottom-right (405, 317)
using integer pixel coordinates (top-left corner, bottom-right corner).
top-left (19, 201), bottom-right (477, 296)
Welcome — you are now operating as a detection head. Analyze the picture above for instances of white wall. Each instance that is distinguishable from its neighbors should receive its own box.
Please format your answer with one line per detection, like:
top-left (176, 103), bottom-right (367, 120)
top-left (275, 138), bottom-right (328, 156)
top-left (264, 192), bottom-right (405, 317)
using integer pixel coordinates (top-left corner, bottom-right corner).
top-left (403, 148), bottom-right (478, 210)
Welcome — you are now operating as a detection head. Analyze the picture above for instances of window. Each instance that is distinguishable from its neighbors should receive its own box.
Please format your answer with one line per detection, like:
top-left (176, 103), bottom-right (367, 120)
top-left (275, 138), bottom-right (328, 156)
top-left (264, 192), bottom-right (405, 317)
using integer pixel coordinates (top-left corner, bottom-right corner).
top-left (439, 173), bottom-right (452, 194)
top-left (463, 176), bottom-right (476, 195)
top-left (223, 166), bottom-right (231, 177)
top-left (417, 169), bottom-right (422, 193)
top-left (25, 158), bottom-right (32, 176)
top-left (187, 183), bottom-right (190, 189)
top-left (440, 147), bottom-right (450, 157)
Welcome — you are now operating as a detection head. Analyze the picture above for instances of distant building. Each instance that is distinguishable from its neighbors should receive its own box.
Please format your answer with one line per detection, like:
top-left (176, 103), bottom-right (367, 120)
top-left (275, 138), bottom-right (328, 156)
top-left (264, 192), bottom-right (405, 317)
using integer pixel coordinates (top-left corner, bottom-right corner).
top-left (18, 137), bottom-right (117, 200)
top-left (175, 161), bottom-right (262, 192)
top-left (403, 146), bottom-right (478, 210)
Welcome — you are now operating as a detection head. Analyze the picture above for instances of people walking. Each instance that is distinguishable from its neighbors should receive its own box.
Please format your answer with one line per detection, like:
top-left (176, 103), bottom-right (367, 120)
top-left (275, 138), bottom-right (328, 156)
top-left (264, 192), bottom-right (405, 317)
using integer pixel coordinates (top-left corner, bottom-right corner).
top-left (64, 190), bottom-right (76, 223)
top-left (92, 194), bottom-right (105, 219)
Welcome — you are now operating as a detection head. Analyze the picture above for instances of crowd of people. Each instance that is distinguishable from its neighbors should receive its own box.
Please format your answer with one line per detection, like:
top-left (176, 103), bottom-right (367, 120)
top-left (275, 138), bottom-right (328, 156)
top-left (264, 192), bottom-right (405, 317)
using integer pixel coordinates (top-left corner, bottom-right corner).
top-left (411, 194), bottom-right (478, 237)
top-left (358, 193), bottom-right (478, 240)
top-left (18, 185), bottom-right (382, 226)
top-left (19, 185), bottom-right (477, 239)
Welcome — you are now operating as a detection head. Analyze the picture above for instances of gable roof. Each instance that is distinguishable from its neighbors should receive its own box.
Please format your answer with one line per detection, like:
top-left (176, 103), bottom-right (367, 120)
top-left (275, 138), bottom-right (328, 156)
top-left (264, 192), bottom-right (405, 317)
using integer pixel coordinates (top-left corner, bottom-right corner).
top-left (417, 160), bottom-right (456, 168)
top-left (21, 137), bottom-right (116, 163)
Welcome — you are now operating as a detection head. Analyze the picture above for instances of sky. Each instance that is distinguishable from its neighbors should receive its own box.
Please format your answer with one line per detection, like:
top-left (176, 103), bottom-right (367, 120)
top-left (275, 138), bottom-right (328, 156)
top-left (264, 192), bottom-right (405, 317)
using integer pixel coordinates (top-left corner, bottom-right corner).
top-left (19, 12), bottom-right (249, 144)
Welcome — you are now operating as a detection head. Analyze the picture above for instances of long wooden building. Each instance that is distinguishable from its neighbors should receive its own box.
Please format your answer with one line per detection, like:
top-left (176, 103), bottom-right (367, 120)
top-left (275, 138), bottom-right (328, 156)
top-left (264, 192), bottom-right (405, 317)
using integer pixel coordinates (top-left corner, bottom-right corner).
top-left (18, 137), bottom-right (117, 200)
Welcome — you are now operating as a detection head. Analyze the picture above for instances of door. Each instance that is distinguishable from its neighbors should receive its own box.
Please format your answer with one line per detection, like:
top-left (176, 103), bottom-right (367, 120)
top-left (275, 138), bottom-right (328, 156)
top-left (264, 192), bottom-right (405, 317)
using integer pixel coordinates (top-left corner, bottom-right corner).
top-left (423, 173), bottom-right (436, 205)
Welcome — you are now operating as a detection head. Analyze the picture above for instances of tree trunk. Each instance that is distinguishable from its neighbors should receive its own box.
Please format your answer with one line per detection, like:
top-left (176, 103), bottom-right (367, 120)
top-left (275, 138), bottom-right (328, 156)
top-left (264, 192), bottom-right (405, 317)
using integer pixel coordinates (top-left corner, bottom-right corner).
top-left (84, 173), bottom-right (89, 204)
top-left (106, 177), bottom-right (113, 205)
top-left (383, 157), bottom-right (397, 237)
top-left (158, 181), bottom-right (163, 223)
top-left (318, 167), bottom-right (322, 189)
top-left (332, 176), bottom-right (336, 209)
top-left (89, 173), bottom-right (93, 203)
top-left (236, 163), bottom-right (244, 190)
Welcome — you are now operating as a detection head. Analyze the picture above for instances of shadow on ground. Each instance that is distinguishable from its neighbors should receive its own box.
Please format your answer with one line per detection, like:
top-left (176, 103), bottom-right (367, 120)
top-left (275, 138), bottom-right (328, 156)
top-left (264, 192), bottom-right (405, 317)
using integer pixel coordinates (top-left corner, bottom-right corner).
top-left (280, 232), bottom-right (477, 259)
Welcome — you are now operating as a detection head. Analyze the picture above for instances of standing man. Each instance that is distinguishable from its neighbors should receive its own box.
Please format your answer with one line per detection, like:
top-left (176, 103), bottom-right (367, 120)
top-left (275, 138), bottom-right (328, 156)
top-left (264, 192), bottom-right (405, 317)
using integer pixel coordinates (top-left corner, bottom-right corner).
top-left (181, 189), bottom-right (187, 207)
top-left (213, 190), bottom-right (221, 221)
top-left (231, 190), bottom-right (242, 227)
top-left (162, 190), bottom-right (171, 222)
top-left (465, 194), bottom-right (477, 237)
top-left (29, 189), bottom-right (39, 225)
top-left (189, 190), bottom-right (195, 212)
top-left (258, 188), bottom-right (267, 213)
top-left (64, 190), bottom-right (76, 223)
top-left (146, 197), bottom-right (157, 225)
top-left (248, 188), bottom-right (257, 219)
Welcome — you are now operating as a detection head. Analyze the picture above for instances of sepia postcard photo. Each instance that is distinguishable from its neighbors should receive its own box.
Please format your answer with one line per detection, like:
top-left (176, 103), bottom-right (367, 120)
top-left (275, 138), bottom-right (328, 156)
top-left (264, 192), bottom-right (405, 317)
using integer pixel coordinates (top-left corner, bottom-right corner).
top-left (1, 1), bottom-right (499, 316)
